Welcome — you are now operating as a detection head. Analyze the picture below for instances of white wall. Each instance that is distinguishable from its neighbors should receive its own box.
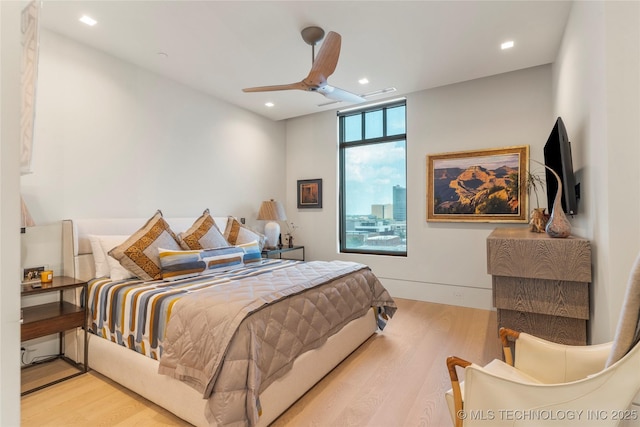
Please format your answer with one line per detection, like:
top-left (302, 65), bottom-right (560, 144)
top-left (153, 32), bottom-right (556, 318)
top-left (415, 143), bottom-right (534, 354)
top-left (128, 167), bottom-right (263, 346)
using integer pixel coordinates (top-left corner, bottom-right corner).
top-left (285, 65), bottom-right (553, 310)
top-left (553, 1), bottom-right (640, 343)
top-left (0, 1), bottom-right (27, 424)
top-left (22, 29), bottom-right (286, 227)
top-left (20, 29), bottom-right (287, 273)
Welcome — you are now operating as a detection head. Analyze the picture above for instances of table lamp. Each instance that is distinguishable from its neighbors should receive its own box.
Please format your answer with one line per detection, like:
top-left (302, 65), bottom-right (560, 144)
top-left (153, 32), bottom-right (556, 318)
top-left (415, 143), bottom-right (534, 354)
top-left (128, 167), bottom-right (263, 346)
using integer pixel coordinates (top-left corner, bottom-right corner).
top-left (257, 199), bottom-right (287, 249)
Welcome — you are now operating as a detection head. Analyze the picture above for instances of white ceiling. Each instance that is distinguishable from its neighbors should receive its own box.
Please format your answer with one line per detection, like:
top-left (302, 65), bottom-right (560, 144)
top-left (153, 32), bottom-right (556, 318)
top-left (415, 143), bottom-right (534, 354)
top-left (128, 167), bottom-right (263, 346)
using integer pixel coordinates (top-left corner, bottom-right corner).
top-left (38, 1), bottom-right (572, 121)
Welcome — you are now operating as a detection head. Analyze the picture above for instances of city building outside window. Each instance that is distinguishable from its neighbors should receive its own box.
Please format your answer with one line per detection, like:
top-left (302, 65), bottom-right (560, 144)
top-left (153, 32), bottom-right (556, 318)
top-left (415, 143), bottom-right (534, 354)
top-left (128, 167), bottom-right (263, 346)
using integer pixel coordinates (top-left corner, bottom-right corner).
top-left (338, 99), bottom-right (407, 256)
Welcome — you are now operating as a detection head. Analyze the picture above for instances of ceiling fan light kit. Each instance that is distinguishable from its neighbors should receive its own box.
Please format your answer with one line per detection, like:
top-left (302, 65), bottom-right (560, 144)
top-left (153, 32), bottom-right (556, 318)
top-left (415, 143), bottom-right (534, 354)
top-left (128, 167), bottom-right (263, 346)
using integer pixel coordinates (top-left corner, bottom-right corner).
top-left (242, 27), bottom-right (365, 104)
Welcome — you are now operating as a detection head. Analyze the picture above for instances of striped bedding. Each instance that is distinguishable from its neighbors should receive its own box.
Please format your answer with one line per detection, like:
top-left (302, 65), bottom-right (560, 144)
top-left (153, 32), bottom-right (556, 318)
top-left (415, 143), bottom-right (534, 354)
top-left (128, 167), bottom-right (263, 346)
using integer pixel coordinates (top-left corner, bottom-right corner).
top-left (87, 259), bottom-right (299, 360)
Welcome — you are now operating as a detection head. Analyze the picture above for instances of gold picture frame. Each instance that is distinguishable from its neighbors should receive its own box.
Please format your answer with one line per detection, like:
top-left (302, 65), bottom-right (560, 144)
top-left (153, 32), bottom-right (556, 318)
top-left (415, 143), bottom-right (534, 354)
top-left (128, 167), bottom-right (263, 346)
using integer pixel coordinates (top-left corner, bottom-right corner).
top-left (427, 145), bottom-right (529, 223)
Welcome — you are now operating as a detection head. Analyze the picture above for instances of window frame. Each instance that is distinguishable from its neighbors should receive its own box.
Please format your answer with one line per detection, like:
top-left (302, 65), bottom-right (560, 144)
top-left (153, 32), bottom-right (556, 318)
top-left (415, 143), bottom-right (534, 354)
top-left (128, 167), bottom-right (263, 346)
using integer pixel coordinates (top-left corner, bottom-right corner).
top-left (338, 99), bottom-right (407, 256)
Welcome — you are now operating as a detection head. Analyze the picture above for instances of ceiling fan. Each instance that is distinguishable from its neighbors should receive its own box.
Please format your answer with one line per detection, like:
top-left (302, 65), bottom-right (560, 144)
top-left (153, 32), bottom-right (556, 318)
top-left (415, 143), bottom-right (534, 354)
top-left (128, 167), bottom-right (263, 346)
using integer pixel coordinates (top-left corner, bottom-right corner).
top-left (242, 26), bottom-right (365, 104)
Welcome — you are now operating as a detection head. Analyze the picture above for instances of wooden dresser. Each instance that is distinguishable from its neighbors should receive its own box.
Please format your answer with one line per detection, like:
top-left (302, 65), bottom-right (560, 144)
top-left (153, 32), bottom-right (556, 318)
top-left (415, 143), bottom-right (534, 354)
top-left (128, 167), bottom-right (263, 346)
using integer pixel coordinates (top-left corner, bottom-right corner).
top-left (486, 227), bottom-right (592, 345)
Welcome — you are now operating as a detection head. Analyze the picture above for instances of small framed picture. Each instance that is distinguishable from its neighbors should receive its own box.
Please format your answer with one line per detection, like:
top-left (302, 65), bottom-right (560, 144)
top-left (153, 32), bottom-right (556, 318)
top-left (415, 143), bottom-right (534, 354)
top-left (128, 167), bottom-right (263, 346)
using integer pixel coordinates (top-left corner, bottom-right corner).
top-left (22, 266), bottom-right (45, 284)
top-left (297, 179), bottom-right (322, 209)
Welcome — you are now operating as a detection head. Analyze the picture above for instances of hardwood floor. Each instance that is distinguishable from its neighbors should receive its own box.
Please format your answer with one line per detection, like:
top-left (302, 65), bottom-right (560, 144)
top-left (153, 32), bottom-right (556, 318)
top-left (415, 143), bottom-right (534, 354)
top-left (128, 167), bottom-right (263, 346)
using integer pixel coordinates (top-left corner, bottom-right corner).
top-left (21, 298), bottom-right (501, 426)
top-left (22, 362), bottom-right (192, 427)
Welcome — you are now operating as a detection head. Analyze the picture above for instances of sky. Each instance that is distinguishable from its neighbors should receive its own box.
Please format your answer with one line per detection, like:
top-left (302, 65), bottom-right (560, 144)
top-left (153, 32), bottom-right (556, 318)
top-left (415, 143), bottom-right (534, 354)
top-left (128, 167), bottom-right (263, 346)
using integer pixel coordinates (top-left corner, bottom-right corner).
top-left (344, 140), bottom-right (406, 215)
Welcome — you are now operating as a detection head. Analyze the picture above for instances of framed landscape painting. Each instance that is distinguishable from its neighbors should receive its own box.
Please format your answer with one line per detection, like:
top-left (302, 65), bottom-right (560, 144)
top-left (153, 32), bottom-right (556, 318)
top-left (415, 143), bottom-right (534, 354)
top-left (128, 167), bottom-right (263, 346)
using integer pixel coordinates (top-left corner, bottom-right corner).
top-left (426, 145), bottom-right (529, 223)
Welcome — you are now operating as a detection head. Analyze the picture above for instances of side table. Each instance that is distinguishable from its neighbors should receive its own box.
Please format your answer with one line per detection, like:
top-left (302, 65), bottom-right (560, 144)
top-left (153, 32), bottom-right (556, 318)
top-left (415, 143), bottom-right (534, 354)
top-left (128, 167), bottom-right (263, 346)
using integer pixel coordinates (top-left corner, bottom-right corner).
top-left (261, 245), bottom-right (305, 261)
top-left (21, 275), bottom-right (88, 395)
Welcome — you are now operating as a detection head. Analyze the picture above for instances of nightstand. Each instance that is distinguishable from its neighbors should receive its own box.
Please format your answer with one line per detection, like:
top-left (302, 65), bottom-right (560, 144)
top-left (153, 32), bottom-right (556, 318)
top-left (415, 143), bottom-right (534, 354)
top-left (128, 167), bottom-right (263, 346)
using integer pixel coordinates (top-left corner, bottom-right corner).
top-left (21, 276), bottom-right (88, 395)
top-left (261, 245), bottom-right (305, 261)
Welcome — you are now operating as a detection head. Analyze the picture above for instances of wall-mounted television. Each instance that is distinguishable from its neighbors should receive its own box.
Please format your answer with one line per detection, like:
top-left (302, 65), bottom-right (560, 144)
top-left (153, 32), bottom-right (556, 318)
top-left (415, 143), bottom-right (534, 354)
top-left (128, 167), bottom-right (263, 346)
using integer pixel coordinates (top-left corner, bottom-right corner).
top-left (543, 117), bottom-right (579, 215)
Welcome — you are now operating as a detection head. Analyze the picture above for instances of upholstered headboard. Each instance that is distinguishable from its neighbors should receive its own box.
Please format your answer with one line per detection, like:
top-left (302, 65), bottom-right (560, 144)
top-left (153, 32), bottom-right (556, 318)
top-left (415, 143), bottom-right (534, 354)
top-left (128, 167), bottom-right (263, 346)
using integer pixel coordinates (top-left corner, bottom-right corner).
top-left (62, 217), bottom-right (229, 282)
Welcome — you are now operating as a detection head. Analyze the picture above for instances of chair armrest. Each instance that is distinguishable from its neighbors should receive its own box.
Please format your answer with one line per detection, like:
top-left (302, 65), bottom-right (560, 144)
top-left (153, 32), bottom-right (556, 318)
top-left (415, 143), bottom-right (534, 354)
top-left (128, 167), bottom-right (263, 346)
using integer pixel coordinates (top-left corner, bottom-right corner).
top-left (499, 327), bottom-right (520, 366)
top-left (514, 332), bottom-right (613, 383)
top-left (446, 356), bottom-right (471, 427)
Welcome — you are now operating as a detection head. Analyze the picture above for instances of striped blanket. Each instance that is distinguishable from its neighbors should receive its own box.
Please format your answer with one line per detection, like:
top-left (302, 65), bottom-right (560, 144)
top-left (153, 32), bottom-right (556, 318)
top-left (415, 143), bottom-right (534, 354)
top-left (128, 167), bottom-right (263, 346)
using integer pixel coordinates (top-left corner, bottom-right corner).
top-left (87, 259), bottom-right (300, 360)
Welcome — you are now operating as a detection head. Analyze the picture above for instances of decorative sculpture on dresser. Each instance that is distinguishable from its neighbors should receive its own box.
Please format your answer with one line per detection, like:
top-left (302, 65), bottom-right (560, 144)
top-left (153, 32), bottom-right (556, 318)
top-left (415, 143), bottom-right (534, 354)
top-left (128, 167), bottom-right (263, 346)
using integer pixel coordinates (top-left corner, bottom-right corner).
top-left (544, 165), bottom-right (571, 238)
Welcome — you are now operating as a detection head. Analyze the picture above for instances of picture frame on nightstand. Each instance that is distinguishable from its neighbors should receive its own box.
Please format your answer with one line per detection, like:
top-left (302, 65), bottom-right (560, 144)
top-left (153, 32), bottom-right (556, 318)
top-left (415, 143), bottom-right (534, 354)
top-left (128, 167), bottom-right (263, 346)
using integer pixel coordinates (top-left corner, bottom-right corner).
top-left (22, 265), bottom-right (49, 288)
top-left (22, 265), bottom-right (46, 284)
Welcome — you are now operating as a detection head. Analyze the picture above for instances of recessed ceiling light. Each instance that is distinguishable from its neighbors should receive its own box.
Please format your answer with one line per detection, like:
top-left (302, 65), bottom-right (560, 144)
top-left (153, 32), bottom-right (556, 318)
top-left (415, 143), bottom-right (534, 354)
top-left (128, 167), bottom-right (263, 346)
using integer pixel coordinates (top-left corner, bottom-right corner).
top-left (358, 78), bottom-right (369, 85)
top-left (79, 15), bottom-right (97, 26)
top-left (265, 102), bottom-right (274, 108)
top-left (501, 40), bottom-right (514, 50)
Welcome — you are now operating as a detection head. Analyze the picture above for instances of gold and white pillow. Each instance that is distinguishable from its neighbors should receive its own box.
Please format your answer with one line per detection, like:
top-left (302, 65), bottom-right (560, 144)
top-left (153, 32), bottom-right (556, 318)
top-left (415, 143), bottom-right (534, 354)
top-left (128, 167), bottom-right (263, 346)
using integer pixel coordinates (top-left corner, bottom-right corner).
top-left (108, 210), bottom-right (181, 281)
top-left (224, 217), bottom-right (266, 250)
top-left (177, 208), bottom-right (229, 250)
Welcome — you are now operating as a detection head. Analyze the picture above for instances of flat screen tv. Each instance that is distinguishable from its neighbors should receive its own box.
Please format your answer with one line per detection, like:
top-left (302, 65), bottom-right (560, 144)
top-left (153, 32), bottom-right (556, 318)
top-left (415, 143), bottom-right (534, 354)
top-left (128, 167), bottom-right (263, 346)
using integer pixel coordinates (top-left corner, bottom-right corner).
top-left (543, 117), bottom-right (579, 215)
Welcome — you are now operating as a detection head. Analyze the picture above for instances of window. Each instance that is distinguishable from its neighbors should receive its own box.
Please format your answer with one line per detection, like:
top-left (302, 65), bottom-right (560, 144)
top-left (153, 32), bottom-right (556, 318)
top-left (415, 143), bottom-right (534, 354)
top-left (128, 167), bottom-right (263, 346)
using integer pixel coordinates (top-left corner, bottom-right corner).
top-left (339, 99), bottom-right (407, 256)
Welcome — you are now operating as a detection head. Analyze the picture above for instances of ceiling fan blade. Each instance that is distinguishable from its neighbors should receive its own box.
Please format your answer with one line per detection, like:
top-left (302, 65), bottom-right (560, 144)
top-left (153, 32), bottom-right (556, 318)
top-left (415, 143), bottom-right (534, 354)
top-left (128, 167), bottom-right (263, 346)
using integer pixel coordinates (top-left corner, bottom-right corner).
top-left (243, 82), bottom-right (307, 93)
top-left (243, 30), bottom-right (358, 107)
top-left (316, 85), bottom-right (365, 104)
top-left (305, 31), bottom-right (341, 86)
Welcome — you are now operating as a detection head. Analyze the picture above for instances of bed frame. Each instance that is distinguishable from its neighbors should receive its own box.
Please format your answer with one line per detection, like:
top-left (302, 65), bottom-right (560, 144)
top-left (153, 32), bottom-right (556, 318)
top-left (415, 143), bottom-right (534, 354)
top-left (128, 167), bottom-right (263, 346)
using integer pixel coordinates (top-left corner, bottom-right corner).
top-left (61, 217), bottom-right (377, 426)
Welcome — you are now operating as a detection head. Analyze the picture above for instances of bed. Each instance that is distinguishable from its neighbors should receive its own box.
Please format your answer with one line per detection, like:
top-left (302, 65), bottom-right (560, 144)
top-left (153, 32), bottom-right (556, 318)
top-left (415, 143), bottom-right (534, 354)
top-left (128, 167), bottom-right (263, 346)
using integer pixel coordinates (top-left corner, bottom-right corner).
top-left (60, 212), bottom-right (396, 426)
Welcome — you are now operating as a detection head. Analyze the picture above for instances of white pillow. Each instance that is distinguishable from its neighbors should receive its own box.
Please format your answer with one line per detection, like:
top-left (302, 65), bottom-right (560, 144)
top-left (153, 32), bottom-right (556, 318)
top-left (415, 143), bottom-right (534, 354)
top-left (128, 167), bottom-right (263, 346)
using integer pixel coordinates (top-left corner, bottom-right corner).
top-left (88, 235), bottom-right (111, 278)
top-left (106, 254), bottom-right (135, 280)
top-left (88, 235), bottom-right (134, 280)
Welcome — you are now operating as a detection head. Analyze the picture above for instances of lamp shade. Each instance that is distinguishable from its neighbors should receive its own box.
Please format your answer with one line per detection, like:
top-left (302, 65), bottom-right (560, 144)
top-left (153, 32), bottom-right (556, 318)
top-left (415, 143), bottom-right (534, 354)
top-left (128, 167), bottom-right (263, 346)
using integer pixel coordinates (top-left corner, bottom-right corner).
top-left (257, 200), bottom-right (287, 221)
top-left (257, 199), bottom-right (286, 249)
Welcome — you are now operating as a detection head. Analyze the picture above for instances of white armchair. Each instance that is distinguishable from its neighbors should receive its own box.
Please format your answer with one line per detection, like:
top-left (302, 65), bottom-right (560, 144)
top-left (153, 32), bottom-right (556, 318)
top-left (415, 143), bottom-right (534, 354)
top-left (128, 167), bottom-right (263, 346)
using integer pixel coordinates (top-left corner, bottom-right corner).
top-left (446, 254), bottom-right (640, 427)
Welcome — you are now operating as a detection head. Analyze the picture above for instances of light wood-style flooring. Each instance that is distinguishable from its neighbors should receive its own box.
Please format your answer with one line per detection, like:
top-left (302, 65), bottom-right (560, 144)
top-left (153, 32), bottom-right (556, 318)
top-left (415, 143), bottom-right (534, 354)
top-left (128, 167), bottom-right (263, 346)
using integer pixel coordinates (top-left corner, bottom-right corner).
top-left (21, 298), bottom-right (501, 426)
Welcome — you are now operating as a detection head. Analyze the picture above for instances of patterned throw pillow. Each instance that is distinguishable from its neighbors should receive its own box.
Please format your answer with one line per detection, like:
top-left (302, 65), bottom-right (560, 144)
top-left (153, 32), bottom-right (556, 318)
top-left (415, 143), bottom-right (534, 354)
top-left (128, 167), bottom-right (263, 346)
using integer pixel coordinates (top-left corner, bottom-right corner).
top-left (108, 210), bottom-right (182, 281)
top-left (236, 240), bottom-right (262, 264)
top-left (177, 209), bottom-right (229, 250)
top-left (158, 246), bottom-right (245, 281)
top-left (223, 217), bottom-right (266, 250)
